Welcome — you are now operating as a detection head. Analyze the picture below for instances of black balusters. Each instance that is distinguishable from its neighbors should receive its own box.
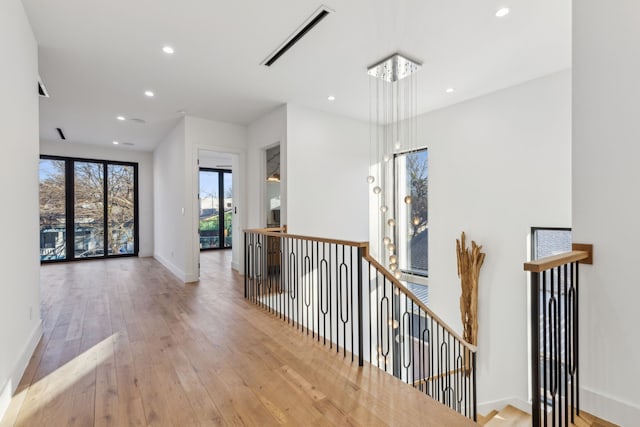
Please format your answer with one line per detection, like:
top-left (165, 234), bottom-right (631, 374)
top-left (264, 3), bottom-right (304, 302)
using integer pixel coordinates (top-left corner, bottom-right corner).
top-left (244, 230), bottom-right (477, 421)
top-left (528, 260), bottom-right (582, 427)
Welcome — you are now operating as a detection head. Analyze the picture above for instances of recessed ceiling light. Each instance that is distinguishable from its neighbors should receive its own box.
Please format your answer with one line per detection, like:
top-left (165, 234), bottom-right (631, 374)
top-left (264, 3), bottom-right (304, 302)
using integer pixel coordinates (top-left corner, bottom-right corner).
top-left (116, 115), bottom-right (126, 121)
top-left (162, 45), bottom-right (175, 55)
top-left (144, 90), bottom-right (155, 97)
top-left (327, 95), bottom-right (336, 101)
top-left (113, 141), bottom-right (119, 145)
top-left (446, 88), bottom-right (455, 93)
top-left (495, 7), bottom-right (510, 17)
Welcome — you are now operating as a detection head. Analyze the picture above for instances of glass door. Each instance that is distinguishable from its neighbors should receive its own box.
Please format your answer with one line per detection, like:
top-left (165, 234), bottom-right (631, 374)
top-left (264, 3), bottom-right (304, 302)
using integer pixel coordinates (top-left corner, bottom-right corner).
top-left (199, 168), bottom-right (232, 250)
top-left (74, 161), bottom-right (105, 258)
top-left (223, 171), bottom-right (233, 248)
top-left (39, 158), bottom-right (67, 260)
top-left (39, 155), bottom-right (138, 262)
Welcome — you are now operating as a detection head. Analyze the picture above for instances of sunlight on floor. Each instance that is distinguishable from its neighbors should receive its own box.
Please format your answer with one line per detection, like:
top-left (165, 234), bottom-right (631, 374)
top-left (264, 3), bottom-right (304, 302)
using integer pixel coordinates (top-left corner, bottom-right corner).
top-left (10, 333), bottom-right (116, 424)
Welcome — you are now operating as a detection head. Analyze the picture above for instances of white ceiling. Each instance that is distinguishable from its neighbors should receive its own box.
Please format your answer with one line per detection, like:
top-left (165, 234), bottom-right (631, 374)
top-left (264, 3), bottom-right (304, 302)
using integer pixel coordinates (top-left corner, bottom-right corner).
top-left (23, 0), bottom-right (571, 152)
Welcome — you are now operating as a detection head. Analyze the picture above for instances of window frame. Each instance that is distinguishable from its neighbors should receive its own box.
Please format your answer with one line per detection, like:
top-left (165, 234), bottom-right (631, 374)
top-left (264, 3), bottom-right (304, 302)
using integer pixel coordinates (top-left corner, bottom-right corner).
top-left (393, 147), bottom-right (429, 280)
top-left (530, 226), bottom-right (572, 260)
top-left (39, 154), bottom-right (139, 263)
top-left (199, 167), bottom-right (233, 251)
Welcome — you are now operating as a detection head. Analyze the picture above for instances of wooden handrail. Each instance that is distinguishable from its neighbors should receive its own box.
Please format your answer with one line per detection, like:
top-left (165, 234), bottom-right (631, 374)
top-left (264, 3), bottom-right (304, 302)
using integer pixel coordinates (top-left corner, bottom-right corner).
top-left (364, 253), bottom-right (477, 353)
top-left (244, 227), bottom-right (477, 353)
top-left (244, 227), bottom-right (287, 233)
top-left (412, 367), bottom-right (466, 387)
top-left (244, 227), bottom-right (369, 248)
top-left (524, 250), bottom-right (589, 273)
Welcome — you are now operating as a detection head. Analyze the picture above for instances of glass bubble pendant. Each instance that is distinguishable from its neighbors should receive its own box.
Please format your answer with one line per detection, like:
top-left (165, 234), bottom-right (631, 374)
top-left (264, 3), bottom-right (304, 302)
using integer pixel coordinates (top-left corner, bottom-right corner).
top-left (367, 175), bottom-right (375, 184)
top-left (373, 186), bottom-right (382, 194)
top-left (404, 195), bottom-right (412, 204)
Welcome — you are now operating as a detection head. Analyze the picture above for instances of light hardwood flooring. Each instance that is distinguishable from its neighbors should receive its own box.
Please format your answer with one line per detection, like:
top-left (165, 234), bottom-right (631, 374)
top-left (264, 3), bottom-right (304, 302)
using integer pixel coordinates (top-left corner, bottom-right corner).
top-left (1, 251), bottom-right (475, 427)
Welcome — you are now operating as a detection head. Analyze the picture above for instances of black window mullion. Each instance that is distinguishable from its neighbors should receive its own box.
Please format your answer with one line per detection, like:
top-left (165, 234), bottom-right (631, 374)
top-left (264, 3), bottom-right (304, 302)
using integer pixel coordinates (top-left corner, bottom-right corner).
top-left (66, 159), bottom-right (75, 261)
top-left (133, 163), bottom-right (139, 256)
top-left (103, 161), bottom-right (108, 258)
top-left (219, 170), bottom-right (225, 249)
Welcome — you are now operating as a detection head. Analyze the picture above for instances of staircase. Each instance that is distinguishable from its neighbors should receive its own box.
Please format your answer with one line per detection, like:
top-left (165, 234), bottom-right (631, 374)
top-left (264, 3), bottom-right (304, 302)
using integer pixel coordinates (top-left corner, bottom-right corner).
top-left (244, 228), bottom-right (478, 421)
top-left (478, 405), bottom-right (618, 427)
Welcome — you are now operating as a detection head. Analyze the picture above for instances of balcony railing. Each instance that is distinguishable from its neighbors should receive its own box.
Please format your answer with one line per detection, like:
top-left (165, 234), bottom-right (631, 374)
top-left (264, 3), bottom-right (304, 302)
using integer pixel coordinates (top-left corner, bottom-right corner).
top-left (40, 221), bottom-right (135, 261)
top-left (244, 228), bottom-right (477, 421)
top-left (524, 244), bottom-right (593, 427)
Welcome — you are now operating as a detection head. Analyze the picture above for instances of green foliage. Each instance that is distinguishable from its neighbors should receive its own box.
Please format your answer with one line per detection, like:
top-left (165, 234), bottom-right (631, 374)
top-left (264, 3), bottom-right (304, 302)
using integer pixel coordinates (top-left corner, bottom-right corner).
top-left (200, 210), bottom-right (233, 232)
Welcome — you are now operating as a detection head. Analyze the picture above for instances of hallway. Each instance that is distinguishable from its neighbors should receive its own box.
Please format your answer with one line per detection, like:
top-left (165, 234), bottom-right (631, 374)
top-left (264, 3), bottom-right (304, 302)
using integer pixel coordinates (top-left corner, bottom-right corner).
top-left (0, 252), bottom-right (473, 426)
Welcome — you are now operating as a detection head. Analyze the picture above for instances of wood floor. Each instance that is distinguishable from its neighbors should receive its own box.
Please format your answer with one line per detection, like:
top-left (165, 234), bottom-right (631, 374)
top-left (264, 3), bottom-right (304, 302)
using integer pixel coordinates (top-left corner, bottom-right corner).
top-left (478, 405), bottom-right (619, 427)
top-left (0, 251), bottom-right (475, 426)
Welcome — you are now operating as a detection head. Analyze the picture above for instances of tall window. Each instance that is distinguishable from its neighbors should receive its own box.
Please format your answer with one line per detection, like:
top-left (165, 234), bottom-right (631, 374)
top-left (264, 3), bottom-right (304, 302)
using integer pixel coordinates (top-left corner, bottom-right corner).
top-left (395, 148), bottom-right (428, 277)
top-left (199, 169), bottom-right (232, 250)
top-left (39, 156), bottom-right (138, 261)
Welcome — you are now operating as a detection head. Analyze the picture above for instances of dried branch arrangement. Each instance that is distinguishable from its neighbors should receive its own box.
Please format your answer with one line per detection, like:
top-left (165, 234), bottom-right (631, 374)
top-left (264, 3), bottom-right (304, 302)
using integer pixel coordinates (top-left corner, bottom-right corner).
top-left (456, 232), bottom-right (485, 346)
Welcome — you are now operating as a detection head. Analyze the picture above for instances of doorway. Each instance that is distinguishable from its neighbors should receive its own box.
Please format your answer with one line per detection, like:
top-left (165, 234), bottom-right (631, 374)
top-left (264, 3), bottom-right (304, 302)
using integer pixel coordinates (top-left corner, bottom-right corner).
top-left (199, 168), bottom-right (232, 250)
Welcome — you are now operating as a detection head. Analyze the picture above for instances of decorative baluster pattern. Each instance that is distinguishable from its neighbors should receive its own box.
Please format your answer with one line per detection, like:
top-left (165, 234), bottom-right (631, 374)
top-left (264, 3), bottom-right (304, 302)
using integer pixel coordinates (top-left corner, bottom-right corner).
top-left (525, 247), bottom-right (591, 427)
top-left (244, 229), bottom-right (478, 421)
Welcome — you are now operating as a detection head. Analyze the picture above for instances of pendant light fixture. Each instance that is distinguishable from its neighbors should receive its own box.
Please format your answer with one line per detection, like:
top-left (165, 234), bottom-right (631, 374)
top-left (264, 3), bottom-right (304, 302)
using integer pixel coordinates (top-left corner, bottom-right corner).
top-left (367, 53), bottom-right (421, 277)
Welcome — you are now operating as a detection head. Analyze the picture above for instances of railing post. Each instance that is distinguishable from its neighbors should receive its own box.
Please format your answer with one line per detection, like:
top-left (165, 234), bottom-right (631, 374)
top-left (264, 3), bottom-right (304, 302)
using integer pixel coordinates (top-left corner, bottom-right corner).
top-left (575, 262), bottom-right (580, 417)
top-left (472, 351), bottom-right (477, 422)
top-left (244, 231), bottom-right (248, 298)
top-left (357, 246), bottom-right (364, 367)
top-left (531, 271), bottom-right (541, 427)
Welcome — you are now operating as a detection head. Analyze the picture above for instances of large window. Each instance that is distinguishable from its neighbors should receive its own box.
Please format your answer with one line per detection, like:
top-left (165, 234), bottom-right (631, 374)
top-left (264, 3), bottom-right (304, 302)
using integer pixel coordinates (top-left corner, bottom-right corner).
top-left (395, 148), bottom-right (428, 277)
top-left (39, 156), bottom-right (138, 261)
top-left (199, 169), bottom-right (232, 250)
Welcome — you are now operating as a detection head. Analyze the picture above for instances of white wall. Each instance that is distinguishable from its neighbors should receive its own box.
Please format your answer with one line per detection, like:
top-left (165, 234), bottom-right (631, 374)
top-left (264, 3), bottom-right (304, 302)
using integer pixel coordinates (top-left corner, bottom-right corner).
top-left (404, 70), bottom-right (571, 411)
top-left (573, 2), bottom-right (640, 424)
top-left (40, 140), bottom-right (154, 257)
top-left (153, 120), bottom-right (188, 280)
top-left (185, 116), bottom-right (247, 276)
top-left (0, 0), bottom-right (42, 421)
top-left (286, 104), bottom-right (369, 241)
top-left (247, 105), bottom-right (287, 229)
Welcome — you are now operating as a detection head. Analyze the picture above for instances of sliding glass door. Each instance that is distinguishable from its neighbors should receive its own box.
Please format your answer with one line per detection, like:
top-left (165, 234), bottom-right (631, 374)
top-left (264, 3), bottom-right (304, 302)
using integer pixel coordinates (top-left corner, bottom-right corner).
top-left (39, 158), bottom-right (67, 260)
top-left (199, 168), bottom-right (232, 250)
top-left (39, 155), bottom-right (138, 262)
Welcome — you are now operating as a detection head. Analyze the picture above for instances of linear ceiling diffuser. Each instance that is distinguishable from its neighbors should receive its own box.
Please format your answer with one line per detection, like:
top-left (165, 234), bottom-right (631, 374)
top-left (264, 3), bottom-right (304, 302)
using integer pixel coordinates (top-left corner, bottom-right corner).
top-left (261, 5), bottom-right (332, 67)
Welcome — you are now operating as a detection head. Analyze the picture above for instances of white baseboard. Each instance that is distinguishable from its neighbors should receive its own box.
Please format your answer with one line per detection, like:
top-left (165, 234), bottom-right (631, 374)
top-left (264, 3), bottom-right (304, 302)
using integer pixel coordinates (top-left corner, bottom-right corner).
top-left (478, 396), bottom-right (531, 416)
top-left (581, 386), bottom-right (640, 426)
top-left (231, 261), bottom-right (241, 273)
top-left (153, 253), bottom-right (187, 282)
top-left (184, 273), bottom-right (199, 283)
top-left (0, 320), bottom-right (42, 423)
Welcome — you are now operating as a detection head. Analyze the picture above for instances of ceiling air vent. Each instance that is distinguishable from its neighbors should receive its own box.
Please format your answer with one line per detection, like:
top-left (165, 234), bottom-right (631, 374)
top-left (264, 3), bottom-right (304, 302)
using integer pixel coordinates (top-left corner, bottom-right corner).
top-left (56, 128), bottom-right (66, 140)
top-left (38, 76), bottom-right (50, 98)
top-left (261, 5), bottom-right (332, 67)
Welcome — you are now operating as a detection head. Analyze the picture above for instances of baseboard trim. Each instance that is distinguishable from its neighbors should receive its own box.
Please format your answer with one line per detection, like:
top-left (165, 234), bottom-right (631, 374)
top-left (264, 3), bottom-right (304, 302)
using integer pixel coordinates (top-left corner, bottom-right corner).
top-left (153, 253), bottom-right (187, 282)
top-left (0, 320), bottom-right (42, 423)
top-left (184, 273), bottom-right (199, 283)
top-left (231, 261), bottom-right (241, 273)
top-left (581, 386), bottom-right (640, 426)
top-left (478, 396), bottom-right (531, 416)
